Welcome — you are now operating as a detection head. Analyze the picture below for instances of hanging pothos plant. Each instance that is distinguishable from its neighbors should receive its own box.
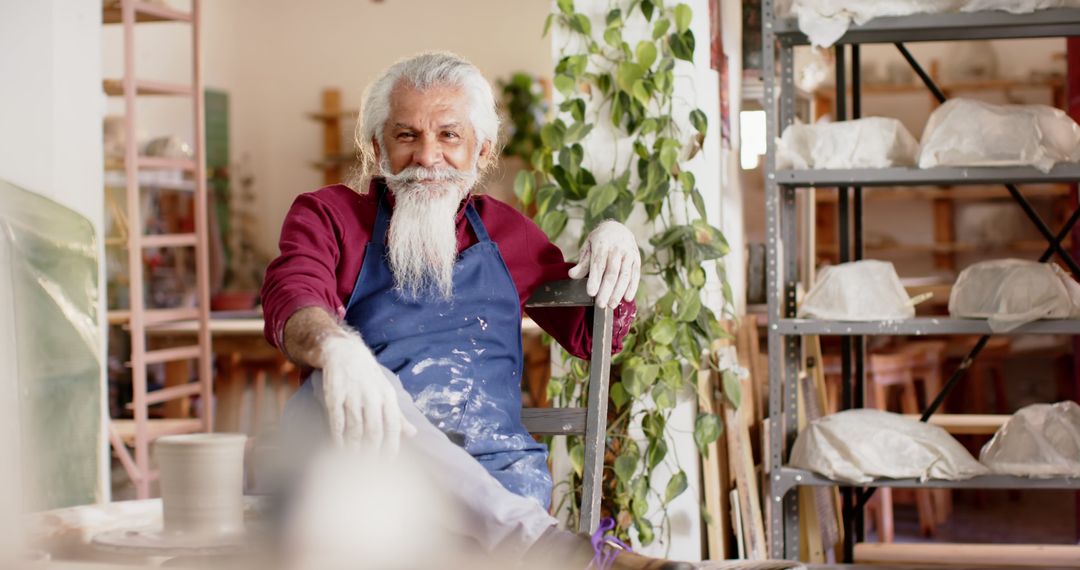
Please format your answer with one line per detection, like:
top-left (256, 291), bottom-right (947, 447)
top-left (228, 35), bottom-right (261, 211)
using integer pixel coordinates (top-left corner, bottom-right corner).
top-left (515, 0), bottom-right (737, 548)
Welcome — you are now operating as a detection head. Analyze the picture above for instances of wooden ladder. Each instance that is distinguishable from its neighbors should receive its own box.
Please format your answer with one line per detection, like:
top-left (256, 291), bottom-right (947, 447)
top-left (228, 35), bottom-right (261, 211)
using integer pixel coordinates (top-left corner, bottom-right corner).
top-left (103, 0), bottom-right (213, 499)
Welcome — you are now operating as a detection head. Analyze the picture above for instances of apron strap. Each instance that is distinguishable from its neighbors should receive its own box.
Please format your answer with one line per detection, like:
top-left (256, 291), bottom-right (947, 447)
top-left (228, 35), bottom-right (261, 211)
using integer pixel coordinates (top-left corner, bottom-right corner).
top-left (464, 200), bottom-right (492, 243)
top-left (372, 187), bottom-right (392, 246)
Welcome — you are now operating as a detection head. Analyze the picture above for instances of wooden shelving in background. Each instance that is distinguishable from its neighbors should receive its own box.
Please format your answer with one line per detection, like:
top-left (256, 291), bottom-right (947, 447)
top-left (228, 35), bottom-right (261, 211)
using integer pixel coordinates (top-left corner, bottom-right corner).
top-left (307, 88), bottom-right (358, 186)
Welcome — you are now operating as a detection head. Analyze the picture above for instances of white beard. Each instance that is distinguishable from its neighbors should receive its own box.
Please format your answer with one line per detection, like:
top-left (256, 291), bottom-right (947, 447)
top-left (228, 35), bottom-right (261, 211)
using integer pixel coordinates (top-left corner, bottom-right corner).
top-left (381, 160), bottom-right (478, 301)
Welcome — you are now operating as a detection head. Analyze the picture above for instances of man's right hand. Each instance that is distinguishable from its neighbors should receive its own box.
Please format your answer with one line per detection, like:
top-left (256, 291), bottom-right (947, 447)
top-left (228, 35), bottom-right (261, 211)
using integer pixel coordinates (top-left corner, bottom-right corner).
top-left (318, 332), bottom-right (418, 455)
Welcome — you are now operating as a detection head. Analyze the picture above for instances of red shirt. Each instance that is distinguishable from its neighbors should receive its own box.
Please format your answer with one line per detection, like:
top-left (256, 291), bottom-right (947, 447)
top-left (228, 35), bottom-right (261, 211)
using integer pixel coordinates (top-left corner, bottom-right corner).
top-left (261, 181), bottom-right (635, 361)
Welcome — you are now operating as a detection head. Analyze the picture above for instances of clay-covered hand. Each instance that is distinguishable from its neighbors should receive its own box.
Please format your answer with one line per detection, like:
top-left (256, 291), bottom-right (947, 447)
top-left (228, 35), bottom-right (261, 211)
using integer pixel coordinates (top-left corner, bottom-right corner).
top-left (318, 332), bottom-right (417, 454)
top-left (568, 220), bottom-right (641, 309)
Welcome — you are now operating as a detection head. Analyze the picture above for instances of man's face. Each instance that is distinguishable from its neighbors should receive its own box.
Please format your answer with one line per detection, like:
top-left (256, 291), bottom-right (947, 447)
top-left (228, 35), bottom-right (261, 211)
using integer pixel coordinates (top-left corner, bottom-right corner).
top-left (379, 83), bottom-right (488, 177)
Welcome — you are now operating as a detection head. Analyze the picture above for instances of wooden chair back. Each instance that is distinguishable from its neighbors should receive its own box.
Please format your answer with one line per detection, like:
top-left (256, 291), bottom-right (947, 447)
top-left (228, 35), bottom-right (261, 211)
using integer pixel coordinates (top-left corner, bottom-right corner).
top-left (523, 279), bottom-right (613, 534)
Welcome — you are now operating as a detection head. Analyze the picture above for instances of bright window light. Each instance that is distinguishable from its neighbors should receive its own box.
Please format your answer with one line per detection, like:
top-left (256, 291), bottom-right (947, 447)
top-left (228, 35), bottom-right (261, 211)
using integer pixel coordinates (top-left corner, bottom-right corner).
top-left (740, 110), bottom-right (767, 170)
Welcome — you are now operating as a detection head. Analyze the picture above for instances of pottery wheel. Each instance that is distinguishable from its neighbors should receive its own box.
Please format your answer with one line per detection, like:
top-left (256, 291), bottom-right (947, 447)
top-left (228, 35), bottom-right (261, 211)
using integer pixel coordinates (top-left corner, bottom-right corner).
top-left (92, 527), bottom-right (248, 557)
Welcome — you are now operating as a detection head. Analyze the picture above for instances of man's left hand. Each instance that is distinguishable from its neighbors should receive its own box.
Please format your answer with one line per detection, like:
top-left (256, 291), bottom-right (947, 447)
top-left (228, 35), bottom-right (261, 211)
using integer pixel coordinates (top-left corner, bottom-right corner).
top-left (568, 220), bottom-right (641, 309)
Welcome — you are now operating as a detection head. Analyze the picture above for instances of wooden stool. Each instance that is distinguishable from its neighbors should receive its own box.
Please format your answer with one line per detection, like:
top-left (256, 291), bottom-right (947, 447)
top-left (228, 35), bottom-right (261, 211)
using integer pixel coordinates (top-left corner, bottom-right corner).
top-left (966, 337), bottom-right (1011, 415)
top-left (238, 357), bottom-right (301, 434)
top-left (865, 351), bottom-right (938, 542)
top-left (236, 358), bottom-right (300, 492)
top-left (901, 340), bottom-right (948, 412)
top-left (900, 340), bottom-right (951, 524)
top-left (951, 336), bottom-right (1014, 507)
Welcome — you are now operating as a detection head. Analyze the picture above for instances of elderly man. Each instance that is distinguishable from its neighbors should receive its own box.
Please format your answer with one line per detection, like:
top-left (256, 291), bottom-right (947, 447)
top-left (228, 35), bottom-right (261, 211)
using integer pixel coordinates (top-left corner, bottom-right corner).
top-left (262, 52), bottom-right (688, 569)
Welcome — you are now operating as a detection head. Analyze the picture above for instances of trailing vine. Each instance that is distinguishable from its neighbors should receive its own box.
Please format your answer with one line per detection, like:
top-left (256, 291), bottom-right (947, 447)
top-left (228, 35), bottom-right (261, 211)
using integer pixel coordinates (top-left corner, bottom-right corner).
top-left (516, 0), bottom-right (736, 547)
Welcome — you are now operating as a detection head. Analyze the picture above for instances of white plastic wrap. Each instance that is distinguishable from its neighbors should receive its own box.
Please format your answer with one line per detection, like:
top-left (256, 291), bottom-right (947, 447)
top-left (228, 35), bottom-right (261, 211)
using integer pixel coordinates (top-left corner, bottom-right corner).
top-left (1, 179), bottom-right (102, 509)
top-left (790, 409), bottom-right (989, 484)
top-left (789, 0), bottom-right (961, 47)
top-left (790, 0), bottom-right (1079, 47)
top-left (949, 259), bottom-right (1080, 332)
top-left (980, 401), bottom-right (1080, 477)
top-left (799, 260), bottom-right (915, 321)
top-left (777, 118), bottom-right (920, 170)
top-left (919, 99), bottom-right (1080, 173)
top-left (961, 0), bottom-right (1080, 13)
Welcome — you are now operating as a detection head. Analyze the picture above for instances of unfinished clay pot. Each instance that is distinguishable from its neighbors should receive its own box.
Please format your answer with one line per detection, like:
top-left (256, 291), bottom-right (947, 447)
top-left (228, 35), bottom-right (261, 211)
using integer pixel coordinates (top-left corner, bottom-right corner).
top-left (157, 433), bottom-right (247, 537)
top-left (92, 433), bottom-right (249, 556)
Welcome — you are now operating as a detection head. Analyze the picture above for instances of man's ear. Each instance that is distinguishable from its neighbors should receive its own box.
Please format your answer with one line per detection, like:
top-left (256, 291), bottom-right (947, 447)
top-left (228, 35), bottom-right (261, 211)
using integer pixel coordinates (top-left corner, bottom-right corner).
top-left (372, 136), bottom-right (382, 164)
top-left (477, 140), bottom-right (493, 169)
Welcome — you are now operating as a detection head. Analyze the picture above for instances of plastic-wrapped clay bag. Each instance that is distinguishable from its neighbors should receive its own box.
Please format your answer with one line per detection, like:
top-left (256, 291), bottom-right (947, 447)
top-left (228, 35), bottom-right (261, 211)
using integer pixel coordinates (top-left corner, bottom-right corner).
top-left (777, 118), bottom-right (920, 170)
top-left (799, 260), bottom-right (916, 320)
top-left (788, 0), bottom-right (961, 47)
top-left (790, 409), bottom-right (989, 483)
top-left (980, 401), bottom-right (1080, 478)
top-left (962, 0), bottom-right (1080, 13)
top-left (949, 259), bottom-right (1080, 332)
top-left (919, 99), bottom-right (1080, 172)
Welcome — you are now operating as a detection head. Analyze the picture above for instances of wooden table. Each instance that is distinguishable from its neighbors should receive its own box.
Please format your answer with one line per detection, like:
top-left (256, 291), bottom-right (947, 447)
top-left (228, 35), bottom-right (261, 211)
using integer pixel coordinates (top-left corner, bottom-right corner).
top-left (147, 315), bottom-right (294, 432)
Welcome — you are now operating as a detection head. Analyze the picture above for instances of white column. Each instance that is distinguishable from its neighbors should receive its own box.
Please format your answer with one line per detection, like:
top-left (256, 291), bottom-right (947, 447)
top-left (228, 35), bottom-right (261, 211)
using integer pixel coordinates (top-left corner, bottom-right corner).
top-left (548, 0), bottom-right (741, 560)
top-left (0, 0), bottom-right (107, 505)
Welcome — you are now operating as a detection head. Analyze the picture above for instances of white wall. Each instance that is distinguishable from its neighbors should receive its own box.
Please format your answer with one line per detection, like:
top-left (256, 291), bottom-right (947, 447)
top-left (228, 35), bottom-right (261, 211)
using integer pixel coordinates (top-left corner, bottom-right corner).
top-left (104, 0), bottom-right (555, 257)
top-left (0, 0), bottom-right (106, 503)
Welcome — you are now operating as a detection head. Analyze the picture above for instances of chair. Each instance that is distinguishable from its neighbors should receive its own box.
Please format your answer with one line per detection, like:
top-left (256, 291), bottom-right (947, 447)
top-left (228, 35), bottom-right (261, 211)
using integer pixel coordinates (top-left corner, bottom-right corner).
top-left (866, 351), bottom-right (938, 541)
top-left (521, 279), bottom-right (614, 534)
top-left (900, 340), bottom-right (951, 525)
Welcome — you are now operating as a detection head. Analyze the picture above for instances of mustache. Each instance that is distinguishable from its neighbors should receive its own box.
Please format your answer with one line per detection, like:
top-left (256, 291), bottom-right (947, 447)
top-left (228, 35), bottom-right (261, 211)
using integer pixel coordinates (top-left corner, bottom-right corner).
top-left (382, 165), bottom-right (473, 187)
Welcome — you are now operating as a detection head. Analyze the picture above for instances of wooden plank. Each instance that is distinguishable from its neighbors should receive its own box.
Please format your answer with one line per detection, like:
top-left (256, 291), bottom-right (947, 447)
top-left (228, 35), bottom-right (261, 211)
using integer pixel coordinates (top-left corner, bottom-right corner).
top-left (902, 413), bottom-right (1008, 434)
top-left (142, 233), bottom-right (197, 248)
top-left (111, 418), bottom-right (202, 446)
top-left (140, 344), bottom-right (200, 365)
top-left (724, 390), bottom-right (767, 559)
top-left (137, 156), bottom-right (197, 171)
top-left (520, 408), bottom-right (586, 435)
top-left (799, 486), bottom-right (825, 563)
top-left (735, 319), bottom-right (764, 433)
top-left (103, 78), bottom-right (193, 97)
top-left (103, 1), bottom-right (193, 24)
top-left (729, 488), bottom-right (745, 558)
top-left (144, 382), bottom-right (201, 405)
top-left (855, 542), bottom-right (1080, 567)
top-left (805, 336), bottom-right (843, 554)
top-left (761, 418), bottom-right (773, 559)
top-left (698, 363), bottom-right (731, 560)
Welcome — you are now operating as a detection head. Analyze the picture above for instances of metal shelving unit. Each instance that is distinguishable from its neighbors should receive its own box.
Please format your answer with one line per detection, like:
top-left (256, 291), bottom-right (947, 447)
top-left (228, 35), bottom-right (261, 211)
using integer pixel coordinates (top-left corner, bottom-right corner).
top-left (773, 468), bottom-right (1080, 495)
top-left (762, 2), bottom-right (1080, 563)
top-left (774, 318), bottom-right (1080, 336)
top-left (777, 165), bottom-right (1080, 187)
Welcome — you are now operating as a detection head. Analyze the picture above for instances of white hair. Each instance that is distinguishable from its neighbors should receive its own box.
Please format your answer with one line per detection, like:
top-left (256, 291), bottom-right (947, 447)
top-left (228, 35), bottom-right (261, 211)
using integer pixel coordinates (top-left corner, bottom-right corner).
top-left (354, 51), bottom-right (501, 184)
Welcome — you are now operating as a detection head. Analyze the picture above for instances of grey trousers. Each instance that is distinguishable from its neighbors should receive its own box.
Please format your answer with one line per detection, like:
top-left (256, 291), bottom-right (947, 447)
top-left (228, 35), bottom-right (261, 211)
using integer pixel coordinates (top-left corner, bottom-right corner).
top-left (279, 366), bottom-right (558, 559)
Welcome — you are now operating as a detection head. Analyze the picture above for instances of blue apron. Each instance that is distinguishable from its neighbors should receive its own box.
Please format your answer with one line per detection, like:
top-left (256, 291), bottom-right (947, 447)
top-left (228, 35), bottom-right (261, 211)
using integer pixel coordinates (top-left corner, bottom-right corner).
top-left (304, 188), bottom-right (552, 507)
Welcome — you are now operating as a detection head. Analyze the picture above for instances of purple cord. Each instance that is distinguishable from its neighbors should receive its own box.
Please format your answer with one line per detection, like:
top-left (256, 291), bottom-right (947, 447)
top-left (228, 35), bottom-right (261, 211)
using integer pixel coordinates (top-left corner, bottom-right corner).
top-left (588, 517), bottom-right (632, 570)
